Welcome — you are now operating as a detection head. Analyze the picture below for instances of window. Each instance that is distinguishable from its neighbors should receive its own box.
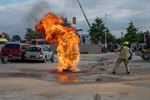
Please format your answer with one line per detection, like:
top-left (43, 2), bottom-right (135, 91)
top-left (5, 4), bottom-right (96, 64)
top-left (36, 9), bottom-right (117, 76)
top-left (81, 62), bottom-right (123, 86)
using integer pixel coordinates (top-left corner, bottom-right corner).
top-left (21, 45), bottom-right (29, 50)
top-left (38, 41), bottom-right (49, 45)
top-left (5, 44), bottom-right (20, 49)
top-left (26, 47), bottom-right (41, 52)
top-left (42, 47), bottom-right (50, 52)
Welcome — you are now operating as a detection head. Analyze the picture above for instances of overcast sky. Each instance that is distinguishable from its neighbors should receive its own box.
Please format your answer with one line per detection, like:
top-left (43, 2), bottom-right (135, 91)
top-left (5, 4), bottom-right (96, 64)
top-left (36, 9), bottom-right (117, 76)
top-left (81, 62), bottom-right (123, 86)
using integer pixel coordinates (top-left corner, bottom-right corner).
top-left (0, 0), bottom-right (150, 38)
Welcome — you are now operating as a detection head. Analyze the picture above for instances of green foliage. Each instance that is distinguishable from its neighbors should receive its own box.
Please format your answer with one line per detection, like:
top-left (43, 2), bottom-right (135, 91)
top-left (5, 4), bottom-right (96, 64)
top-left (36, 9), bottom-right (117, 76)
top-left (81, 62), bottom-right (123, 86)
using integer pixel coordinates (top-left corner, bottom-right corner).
top-left (124, 22), bottom-right (139, 43)
top-left (89, 17), bottom-right (116, 44)
top-left (89, 17), bottom-right (105, 44)
top-left (25, 28), bottom-right (39, 41)
top-left (62, 17), bottom-right (72, 27)
top-left (106, 29), bottom-right (116, 43)
top-left (137, 31), bottom-right (144, 43)
top-left (12, 35), bottom-right (21, 41)
top-left (116, 38), bottom-right (123, 44)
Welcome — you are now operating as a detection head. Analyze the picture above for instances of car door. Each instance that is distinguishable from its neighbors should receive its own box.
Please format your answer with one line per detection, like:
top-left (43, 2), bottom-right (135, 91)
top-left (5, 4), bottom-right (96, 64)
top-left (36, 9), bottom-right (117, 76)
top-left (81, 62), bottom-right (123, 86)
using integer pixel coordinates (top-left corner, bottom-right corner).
top-left (42, 46), bottom-right (51, 60)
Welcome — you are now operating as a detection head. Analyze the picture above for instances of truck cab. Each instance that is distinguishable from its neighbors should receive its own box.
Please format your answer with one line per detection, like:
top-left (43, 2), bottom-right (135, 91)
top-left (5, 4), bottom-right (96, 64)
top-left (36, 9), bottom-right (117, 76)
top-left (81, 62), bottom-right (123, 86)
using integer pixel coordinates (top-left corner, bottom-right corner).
top-left (1, 42), bottom-right (30, 62)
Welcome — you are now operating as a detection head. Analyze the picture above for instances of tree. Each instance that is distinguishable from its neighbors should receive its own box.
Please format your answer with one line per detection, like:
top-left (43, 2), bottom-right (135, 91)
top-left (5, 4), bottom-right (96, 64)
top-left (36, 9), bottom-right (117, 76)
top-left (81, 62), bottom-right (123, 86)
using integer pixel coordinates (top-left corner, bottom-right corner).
top-left (25, 28), bottom-right (39, 41)
top-left (63, 17), bottom-right (72, 27)
top-left (137, 31), bottom-right (144, 43)
top-left (106, 29), bottom-right (116, 43)
top-left (116, 38), bottom-right (123, 44)
top-left (89, 17), bottom-right (105, 44)
top-left (124, 22), bottom-right (139, 43)
top-left (12, 35), bottom-right (21, 41)
top-left (89, 17), bottom-right (115, 44)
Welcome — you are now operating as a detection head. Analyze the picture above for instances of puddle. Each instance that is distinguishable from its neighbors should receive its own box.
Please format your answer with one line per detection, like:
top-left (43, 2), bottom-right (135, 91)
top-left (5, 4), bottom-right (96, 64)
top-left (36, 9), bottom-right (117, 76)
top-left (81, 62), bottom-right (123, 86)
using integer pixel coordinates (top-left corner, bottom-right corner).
top-left (0, 68), bottom-right (129, 84)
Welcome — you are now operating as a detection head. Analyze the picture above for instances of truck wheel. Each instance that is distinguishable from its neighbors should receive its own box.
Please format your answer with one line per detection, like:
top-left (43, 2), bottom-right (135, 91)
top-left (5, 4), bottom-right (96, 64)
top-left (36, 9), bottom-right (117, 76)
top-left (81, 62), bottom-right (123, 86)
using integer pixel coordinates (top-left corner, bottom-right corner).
top-left (2, 56), bottom-right (8, 64)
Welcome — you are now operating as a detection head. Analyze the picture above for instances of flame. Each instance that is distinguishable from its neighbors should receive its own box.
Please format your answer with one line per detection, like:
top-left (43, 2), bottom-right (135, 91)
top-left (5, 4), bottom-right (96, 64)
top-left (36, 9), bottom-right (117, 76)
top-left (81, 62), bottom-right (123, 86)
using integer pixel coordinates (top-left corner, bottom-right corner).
top-left (35, 12), bottom-right (80, 72)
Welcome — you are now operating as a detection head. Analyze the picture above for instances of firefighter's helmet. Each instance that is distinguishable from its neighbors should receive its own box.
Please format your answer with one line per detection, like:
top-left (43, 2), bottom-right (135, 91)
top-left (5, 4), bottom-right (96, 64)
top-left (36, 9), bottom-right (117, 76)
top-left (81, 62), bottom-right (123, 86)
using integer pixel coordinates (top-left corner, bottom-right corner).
top-left (123, 41), bottom-right (129, 45)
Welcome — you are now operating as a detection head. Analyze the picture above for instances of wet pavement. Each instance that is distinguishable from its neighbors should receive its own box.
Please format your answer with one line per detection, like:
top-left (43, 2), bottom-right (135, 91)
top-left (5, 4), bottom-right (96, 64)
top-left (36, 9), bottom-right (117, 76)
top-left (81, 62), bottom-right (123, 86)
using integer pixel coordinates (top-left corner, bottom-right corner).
top-left (0, 53), bottom-right (150, 100)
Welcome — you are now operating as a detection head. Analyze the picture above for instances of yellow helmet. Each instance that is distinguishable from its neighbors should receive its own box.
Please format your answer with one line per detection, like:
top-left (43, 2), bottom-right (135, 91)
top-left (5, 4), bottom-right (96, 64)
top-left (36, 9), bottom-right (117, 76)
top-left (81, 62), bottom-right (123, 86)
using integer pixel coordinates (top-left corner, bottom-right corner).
top-left (123, 41), bottom-right (129, 45)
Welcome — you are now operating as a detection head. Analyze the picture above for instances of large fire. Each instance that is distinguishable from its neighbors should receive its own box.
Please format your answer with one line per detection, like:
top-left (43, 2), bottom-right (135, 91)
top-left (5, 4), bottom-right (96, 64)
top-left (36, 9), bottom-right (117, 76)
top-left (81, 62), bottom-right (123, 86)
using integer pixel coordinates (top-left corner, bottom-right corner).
top-left (35, 12), bottom-right (80, 72)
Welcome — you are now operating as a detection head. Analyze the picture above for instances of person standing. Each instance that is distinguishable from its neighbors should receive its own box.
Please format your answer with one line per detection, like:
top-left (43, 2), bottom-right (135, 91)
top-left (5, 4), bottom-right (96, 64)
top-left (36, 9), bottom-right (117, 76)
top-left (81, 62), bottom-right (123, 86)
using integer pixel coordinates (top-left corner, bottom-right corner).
top-left (112, 41), bottom-right (133, 74)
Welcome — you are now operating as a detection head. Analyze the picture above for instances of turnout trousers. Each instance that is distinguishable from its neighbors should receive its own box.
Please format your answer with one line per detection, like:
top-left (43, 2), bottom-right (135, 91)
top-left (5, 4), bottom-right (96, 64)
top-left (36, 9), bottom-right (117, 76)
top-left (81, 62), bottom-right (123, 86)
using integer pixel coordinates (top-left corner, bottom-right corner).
top-left (113, 57), bottom-right (130, 73)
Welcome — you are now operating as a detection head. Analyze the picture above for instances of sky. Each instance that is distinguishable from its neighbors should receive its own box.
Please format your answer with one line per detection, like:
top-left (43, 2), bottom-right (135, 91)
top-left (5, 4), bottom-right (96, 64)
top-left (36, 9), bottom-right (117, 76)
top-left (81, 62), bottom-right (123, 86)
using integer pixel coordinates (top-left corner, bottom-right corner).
top-left (0, 0), bottom-right (150, 38)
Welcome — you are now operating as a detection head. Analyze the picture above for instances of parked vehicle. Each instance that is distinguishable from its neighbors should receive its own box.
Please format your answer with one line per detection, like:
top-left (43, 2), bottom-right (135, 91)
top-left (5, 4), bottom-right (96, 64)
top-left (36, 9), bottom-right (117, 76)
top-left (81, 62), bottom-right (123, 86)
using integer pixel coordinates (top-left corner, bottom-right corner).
top-left (25, 45), bottom-right (54, 63)
top-left (31, 39), bottom-right (50, 48)
top-left (0, 38), bottom-right (8, 64)
top-left (0, 38), bottom-right (8, 54)
top-left (1, 42), bottom-right (30, 62)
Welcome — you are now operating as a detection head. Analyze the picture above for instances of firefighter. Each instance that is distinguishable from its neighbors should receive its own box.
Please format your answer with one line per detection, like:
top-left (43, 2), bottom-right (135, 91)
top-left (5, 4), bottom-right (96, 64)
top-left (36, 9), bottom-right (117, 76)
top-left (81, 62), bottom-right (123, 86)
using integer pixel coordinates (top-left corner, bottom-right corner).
top-left (112, 41), bottom-right (133, 74)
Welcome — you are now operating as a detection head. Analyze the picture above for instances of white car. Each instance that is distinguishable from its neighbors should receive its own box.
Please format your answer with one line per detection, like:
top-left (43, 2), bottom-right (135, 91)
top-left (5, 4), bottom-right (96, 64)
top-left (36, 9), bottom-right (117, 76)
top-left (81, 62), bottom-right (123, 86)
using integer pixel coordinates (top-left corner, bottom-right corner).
top-left (25, 45), bottom-right (54, 63)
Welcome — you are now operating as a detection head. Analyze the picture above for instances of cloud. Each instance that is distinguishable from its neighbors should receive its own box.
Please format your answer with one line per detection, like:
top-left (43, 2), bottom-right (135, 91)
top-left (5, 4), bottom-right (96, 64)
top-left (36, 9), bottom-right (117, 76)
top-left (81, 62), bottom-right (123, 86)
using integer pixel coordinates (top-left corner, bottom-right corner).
top-left (0, 0), bottom-right (150, 38)
top-left (0, 0), bottom-right (66, 38)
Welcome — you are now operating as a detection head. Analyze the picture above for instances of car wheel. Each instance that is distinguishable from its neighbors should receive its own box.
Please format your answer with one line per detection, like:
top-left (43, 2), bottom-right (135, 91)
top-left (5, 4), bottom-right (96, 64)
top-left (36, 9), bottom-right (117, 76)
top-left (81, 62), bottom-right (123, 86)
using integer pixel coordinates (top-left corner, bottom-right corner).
top-left (50, 57), bottom-right (54, 63)
top-left (43, 57), bottom-right (47, 63)
top-left (50, 54), bottom-right (54, 63)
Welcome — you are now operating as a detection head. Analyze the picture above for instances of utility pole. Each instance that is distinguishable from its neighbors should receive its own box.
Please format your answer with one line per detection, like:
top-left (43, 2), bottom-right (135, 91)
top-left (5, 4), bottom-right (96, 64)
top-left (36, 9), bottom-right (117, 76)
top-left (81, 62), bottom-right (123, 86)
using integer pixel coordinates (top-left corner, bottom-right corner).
top-left (121, 32), bottom-right (124, 43)
top-left (104, 13), bottom-right (111, 51)
top-left (104, 13), bottom-right (107, 49)
top-left (76, 0), bottom-right (91, 28)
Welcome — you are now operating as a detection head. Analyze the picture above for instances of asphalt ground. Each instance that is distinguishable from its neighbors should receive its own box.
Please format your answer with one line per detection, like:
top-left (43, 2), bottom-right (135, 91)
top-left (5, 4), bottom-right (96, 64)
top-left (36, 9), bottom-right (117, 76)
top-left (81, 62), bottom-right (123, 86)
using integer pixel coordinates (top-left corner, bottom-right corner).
top-left (0, 53), bottom-right (150, 100)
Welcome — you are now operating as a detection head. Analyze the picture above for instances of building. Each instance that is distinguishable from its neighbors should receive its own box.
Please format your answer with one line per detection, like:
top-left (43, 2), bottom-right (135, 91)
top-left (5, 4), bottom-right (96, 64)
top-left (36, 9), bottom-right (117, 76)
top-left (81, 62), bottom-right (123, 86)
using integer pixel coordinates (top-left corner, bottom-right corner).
top-left (78, 32), bottom-right (91, 44)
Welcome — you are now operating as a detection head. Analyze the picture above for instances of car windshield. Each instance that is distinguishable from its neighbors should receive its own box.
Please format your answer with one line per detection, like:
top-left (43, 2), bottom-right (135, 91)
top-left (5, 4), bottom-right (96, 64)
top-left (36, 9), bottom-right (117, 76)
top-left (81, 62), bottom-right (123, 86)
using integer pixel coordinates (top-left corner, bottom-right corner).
top-left (38, 41), bottom-right (49, 45)
top-left (26, 47), bottom-right (41, 52)
top-left (5, 44), bottom-right (20, 49)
